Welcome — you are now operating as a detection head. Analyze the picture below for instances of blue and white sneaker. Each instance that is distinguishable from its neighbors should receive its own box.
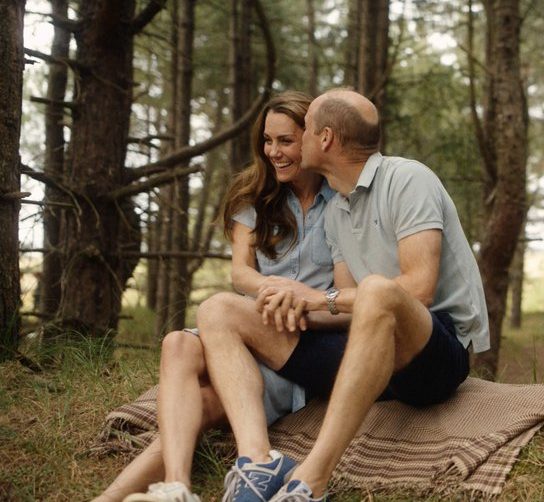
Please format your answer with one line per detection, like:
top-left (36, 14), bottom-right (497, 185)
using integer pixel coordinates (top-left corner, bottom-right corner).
top-left (269, 480), bottom-right (328, 501)
top-left (222, 450), bottom-right (296, 502)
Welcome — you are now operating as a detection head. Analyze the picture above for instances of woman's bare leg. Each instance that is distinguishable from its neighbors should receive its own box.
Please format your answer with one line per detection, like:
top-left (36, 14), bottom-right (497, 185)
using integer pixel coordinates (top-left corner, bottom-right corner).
top-left (93, 331), bottom-right (227, 501)
top-left (158, 331), bottom-right (226, 485)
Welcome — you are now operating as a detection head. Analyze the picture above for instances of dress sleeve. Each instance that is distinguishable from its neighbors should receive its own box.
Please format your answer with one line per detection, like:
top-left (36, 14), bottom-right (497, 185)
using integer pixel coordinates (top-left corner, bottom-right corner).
top-left (232, 206), bottom-right (257, 229)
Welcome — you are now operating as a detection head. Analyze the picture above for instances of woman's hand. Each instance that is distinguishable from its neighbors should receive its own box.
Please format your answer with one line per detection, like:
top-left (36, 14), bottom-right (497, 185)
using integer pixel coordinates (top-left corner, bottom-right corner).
top-left (256, 286), bottom-right (308, 333)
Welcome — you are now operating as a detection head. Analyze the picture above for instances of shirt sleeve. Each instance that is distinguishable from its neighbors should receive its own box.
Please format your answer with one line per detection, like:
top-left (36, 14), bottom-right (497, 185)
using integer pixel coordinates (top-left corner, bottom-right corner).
top-left (324, 200), bottom-right (344, 263)
top-left (233, 206), bottom-right (256, 229)
top-left (388, 161), bottom-right (445, 241)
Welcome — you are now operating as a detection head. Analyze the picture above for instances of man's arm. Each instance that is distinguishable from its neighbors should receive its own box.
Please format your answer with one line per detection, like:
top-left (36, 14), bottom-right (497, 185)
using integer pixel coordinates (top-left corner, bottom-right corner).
top-left (258, 229), bottom-right (442, 330)
top-left (395, 229), bottom-right (441, 307)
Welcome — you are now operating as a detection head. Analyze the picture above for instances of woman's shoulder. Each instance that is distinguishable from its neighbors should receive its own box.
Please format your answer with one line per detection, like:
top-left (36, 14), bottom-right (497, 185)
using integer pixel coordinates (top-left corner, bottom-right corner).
top-left (232, 205), bottom-right (257, 228)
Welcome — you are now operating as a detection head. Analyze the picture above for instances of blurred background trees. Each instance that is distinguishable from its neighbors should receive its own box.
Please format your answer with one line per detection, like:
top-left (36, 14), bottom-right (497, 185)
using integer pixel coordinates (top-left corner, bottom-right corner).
top-left (1, 0), bottom-right (543, 380)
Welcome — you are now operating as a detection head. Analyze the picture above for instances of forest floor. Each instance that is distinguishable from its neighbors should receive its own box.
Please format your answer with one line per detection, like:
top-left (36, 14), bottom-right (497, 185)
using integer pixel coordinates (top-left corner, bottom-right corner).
top-left (1, 310), bottom-right (543, 501)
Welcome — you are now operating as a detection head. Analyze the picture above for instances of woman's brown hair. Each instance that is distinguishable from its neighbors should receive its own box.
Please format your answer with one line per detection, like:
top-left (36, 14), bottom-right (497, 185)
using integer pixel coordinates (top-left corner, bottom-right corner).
top-left (222, 91), bottom-right (313, 259)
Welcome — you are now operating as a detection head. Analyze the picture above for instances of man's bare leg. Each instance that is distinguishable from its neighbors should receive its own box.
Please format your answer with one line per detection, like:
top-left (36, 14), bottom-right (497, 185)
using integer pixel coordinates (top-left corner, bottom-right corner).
top-left (289, 275), bottom-right (433, 497)
top-left (197, 292), bottom-right (299, 463)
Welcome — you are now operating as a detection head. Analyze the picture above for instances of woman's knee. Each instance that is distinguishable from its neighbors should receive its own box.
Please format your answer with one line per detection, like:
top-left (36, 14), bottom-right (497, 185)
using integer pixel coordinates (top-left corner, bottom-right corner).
top-left (197, 292), bottom-right (247, 333)
top-left (161, 329), bottom-right (204, 371)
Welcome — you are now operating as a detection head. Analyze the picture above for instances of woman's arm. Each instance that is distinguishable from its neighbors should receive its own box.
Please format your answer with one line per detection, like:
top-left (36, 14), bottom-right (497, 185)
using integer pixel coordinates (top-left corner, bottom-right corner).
top-left (230, 222), bottom-right (267, 297)
top-left (230, 221), bottom-right (321, 298)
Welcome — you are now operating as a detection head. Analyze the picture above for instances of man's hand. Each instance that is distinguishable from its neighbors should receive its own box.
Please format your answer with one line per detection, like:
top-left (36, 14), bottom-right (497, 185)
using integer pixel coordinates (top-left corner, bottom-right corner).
top-left (256, 287), bottom-right (308, 333)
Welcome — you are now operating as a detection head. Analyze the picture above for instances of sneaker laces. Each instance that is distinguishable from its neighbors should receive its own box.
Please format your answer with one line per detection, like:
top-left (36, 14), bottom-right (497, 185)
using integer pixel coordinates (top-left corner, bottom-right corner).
top-left (222, 464), bottom-right (267, 502)
top-left (271, 490), bottom-right (310, 502)
top-left (147, 482), bottom-right (201, 502)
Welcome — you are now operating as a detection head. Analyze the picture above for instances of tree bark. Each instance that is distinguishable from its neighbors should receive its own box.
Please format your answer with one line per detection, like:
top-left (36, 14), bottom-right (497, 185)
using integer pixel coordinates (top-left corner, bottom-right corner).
top-left (355, 0), bottom-right (390, 150)
top-left (229, 0), bottom-right (252, 172)
top-left (473, 0), bottom-right (528, 378)
top-left (509, 232), bottom-right (525, 328)
top-left (306, 0), bottom-right (318, 96)
top-left (167, 0), bottom-right (195, 332)
top-left (41, 0), bottom-right (70, 319)
top-left (0, 0), bottom-right (25, 360)
top-left (56, 0), bottom-right (141, 336)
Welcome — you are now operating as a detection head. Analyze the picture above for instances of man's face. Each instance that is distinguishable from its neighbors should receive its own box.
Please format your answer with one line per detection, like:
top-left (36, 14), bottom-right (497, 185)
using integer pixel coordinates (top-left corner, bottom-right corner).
top-left (300, 100), bottom-right (322, 172)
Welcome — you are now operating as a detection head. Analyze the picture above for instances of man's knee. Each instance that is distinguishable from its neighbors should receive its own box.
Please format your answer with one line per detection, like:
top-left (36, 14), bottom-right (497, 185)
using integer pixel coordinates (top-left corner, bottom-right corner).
top-left (355, 274), bottom-right (401, 311)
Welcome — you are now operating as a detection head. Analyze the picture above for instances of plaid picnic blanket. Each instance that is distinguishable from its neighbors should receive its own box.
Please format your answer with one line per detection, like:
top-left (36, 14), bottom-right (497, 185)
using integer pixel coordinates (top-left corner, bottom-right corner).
top-left (96, 377), bottom-right (544, 496)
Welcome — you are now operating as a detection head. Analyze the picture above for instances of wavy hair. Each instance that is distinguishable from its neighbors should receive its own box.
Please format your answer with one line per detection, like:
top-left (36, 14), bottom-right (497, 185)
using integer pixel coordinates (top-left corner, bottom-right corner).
top-left (222, 91), bottom-right (312, 259)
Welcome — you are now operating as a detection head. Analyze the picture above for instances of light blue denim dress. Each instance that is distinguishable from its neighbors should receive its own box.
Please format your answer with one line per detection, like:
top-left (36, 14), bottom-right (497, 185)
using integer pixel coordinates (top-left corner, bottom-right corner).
top-left (230, 180), bottom-right (335, 424)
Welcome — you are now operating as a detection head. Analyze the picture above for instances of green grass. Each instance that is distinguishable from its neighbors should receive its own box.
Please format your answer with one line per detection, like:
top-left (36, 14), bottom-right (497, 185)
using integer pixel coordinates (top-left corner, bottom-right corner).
top-left (1, 312), bottom-right (544, 501)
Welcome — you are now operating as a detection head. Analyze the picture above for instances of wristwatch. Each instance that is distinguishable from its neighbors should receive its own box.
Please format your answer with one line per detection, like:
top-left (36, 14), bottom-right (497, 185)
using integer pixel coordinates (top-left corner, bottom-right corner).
top-left (325, 287), bottom-right (340, 315)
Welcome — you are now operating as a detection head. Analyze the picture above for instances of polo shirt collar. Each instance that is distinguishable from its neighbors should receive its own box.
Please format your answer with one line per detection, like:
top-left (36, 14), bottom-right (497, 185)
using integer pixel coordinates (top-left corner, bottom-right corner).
top-left (355, 152), bottom-right (382, 190)
top-left (334, 152), bottom-right (383, 211)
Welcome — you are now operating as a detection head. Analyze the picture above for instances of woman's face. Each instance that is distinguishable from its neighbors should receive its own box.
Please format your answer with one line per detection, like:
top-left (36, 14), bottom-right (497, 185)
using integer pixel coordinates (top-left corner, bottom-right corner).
top-left (263, 111), bottom-right (304, 183)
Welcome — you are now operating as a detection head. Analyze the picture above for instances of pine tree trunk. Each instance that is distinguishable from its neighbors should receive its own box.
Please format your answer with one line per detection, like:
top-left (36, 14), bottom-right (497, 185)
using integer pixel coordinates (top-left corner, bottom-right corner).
top-left (474, 0), bottom-right (528, 378)
top-left (229, 0), bottom-right (252, 172)
top-left (41, 0), bottom-right (70, 319)
top-left (154, 186), bottom-right (173, 336)
top-left (167, 0), bottom-right (195, 331)
top-left (356, 0), bottom-right (390, 149)
top-left (306, 0), bottom-right (318, 96)
top-left (146, 197), bottom-right (159, 311)
top-left (509, 234), bottom-right (525, 328)
top-left (0, 0), bottom-right (25, 360)
top-left (56, 0), bottom-right (140, 337)
top-left (345, 0), bottom-right (362, 89)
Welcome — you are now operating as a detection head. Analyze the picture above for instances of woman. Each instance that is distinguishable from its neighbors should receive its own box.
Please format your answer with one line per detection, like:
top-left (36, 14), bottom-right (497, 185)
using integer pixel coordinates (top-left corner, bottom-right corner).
top-left (94, 91), bottom-right (337, 502)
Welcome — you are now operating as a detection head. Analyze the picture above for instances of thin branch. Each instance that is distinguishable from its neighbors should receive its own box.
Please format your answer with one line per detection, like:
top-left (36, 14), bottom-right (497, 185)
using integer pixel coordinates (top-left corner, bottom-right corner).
top-left (119, 250), bottom-right (232, 261)
top-left (1, 191), bottom-right (31, 200)
top-left (131, 0), bottom-right (169, 34)
top-left (21, 199), bottom-right (75, 208)
top-left (124, 0), bottom-right (276, 184)
top-left (30, 96), bottom-right (77, 111)
top-left (111, 164), bottom-right (204, 199)
top-left (24, 47), bottom-right (83, 71)
top-left (50, 13), bottom-right (82, 32)
top-left (21, 164), bottom-right (63, 189)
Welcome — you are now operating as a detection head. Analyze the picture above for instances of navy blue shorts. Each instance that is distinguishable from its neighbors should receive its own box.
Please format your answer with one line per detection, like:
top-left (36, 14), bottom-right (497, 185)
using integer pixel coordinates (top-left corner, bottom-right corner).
top-left (276, 311), bottom-right (470, 406)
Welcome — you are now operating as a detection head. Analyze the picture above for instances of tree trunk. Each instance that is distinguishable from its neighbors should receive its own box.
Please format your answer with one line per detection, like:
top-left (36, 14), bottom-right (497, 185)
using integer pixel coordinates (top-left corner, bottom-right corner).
top-left (154, 185), bottom-right (173, 336)
top-left (357, 0), bottom-right (390, 150)
top-left (0, 0), bottom-right (25, 360)
top-left (56, 0), bottom-right (140, 336)
top-left (167, 0), bottom-right (195, 331)
top-left (146, 196), bottom-right (159, 311)
top-left (306, 0), bottom-right (318, 96)
top-left (473, 0), bottom-right (528, 378)
top-left (345, 0), bottom-right (362, 89)
top-left (509, 232), bottom-right (525, 328)
top-left (41, 0), bottom-right (70, 319)
top-left (229, 0), bottom-right (252, 172)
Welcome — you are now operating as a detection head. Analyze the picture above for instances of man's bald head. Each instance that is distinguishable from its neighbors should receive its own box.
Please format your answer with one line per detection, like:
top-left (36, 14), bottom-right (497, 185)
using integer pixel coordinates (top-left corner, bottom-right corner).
top-left (311, 89), bottom-right (381, 155)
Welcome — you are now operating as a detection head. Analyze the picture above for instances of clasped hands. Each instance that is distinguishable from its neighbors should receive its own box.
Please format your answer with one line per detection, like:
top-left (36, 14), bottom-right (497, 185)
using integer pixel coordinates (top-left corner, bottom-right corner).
top-left (255, 275), bottom-right (315, 333)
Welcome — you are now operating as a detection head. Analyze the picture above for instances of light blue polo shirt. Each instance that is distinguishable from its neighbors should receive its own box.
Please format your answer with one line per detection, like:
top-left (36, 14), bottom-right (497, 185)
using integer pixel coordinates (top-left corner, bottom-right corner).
top-left (233, 179), bottom-right (336, 291)
top-left (324, 153), bottom-right (490, 353)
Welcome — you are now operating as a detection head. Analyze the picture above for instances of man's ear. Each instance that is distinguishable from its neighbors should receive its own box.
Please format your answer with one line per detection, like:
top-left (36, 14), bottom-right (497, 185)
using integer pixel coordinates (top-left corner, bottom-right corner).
top-left (321, 126), bottom-right (333, 151)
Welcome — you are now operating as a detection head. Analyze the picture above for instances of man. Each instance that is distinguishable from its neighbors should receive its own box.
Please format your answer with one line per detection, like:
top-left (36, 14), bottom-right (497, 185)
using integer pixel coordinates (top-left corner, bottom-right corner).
top-left (200, 88), bottom-right (489, 502)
